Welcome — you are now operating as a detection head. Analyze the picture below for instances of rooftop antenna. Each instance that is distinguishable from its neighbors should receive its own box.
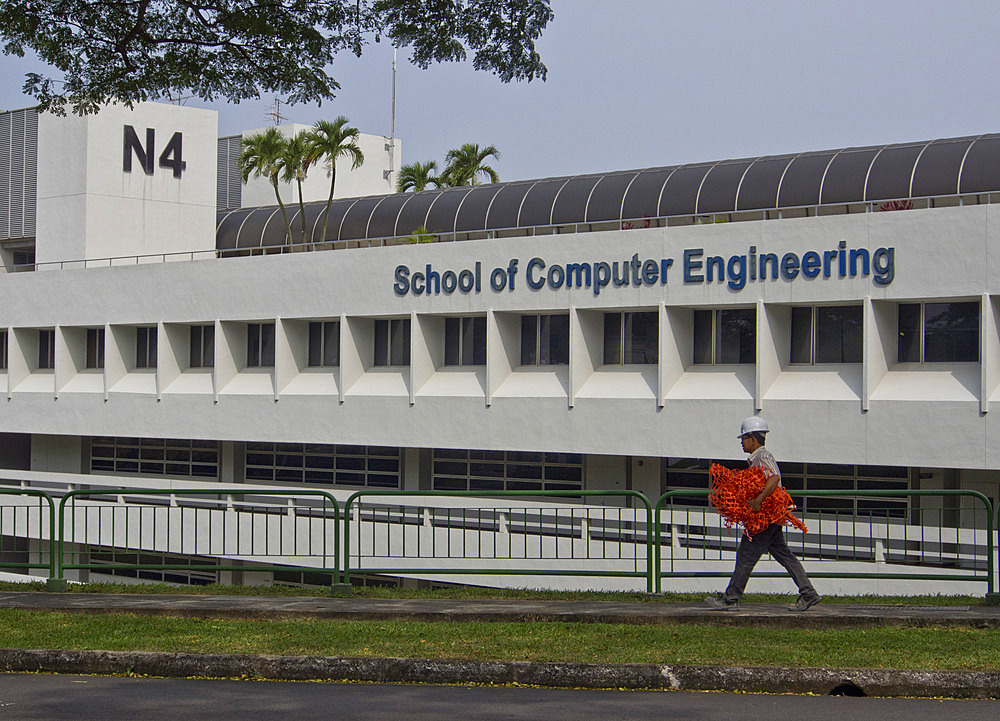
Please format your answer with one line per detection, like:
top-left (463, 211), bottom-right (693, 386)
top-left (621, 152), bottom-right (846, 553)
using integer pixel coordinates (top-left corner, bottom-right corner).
top-left (265, 96), bottom-right (289, 126)
top-left (384, 47), bottom-right (397, 184)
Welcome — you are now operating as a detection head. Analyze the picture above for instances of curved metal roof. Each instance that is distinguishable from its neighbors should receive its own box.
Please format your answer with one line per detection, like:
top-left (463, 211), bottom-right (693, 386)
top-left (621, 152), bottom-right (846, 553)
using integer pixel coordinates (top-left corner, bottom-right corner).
top-left (217, 133), bottom-right (1000, 249)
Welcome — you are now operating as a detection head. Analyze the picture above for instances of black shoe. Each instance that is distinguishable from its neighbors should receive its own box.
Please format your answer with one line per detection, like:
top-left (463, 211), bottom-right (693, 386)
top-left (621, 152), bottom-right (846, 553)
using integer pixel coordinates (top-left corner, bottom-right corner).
top-left (789, 594), bottom-right (822, 611)
top-left (704, 594), bottom-right (739, 610)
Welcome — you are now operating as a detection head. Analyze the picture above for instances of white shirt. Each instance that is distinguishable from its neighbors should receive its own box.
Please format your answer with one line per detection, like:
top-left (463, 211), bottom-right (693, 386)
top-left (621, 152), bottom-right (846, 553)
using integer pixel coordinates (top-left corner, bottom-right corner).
top-left (747, 446), bottom-right (781, 484)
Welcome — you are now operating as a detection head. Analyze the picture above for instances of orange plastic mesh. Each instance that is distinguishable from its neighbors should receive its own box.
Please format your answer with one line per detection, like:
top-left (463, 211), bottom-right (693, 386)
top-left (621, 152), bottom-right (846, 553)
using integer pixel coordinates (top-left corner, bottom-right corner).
top-left (708, 463), bottom-right (807, 536)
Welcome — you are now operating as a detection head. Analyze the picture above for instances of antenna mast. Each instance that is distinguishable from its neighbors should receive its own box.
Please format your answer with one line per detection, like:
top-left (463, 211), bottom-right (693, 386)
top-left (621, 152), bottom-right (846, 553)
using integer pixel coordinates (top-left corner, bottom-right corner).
top-left (385, 48), bottom-right (397, 184)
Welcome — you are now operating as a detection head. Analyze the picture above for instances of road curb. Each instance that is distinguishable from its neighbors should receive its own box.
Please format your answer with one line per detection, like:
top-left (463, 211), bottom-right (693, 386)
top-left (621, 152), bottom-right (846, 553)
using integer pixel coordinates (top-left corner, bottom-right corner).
top-left (1, 649), bottom-right (998, 699)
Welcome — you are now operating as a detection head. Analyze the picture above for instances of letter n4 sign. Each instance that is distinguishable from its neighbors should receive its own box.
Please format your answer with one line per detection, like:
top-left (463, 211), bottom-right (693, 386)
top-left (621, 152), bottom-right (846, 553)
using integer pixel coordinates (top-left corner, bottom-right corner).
top-left (123, 125), bottom-right (187, 178)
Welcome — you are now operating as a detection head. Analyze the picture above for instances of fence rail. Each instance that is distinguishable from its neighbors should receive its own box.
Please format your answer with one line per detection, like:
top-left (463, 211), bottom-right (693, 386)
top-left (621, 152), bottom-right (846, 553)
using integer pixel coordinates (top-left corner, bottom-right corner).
top-left (654, 488), bottom-right (995, 597)
top-left (54, 489), bottom-right (341, 587)
top-left (0, 485), bottom-right (996, 600)
top-left (342, 490), bottom-right (655, 591)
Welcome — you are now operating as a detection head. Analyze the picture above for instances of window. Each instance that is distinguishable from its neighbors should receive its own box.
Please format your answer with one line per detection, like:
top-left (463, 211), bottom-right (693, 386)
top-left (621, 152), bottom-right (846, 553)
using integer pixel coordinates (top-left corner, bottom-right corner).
top-left (245, 442), bottom-right (401, 487)
top-left (520, 314), bottom-right (569, 366)
top-left (86, 328), bottom-right (105, 369)
top-left (664, 457), bottom-right (909, 517)
top-left (898, 302), bottom-right (979, 363)
top-left (189, 325), bottom-right (214, 368)
top-left (604, 311), bottom-right (658, 364)
top-left (790, 306), bottom-right (862, 364)
top-left (308, 321), bottom-right (339, 367)
top-left (90, 437), bottom-right (219, 478)
top-left (247, 322), bottom-right (275, 368)
top-left (445, 316), bottom-right (486, 366)
top-left (38, 329), bottom-right (55, 369)
top-left (692, 309), bottom-right (755, 364)
top-left (374, 318), bottom-right (410, 366)
top-left (432, 449), bottom-right (584, 491)
top-left (0, 329), bottom-right (7, 370)
top-left (136, 326), bottom-right (157, 369)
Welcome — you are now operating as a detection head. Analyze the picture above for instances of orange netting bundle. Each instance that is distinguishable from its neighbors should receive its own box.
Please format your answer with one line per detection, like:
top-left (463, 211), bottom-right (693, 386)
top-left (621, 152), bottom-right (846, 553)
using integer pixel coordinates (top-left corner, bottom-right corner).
top-left (708, 463), bottom-right (808, 536)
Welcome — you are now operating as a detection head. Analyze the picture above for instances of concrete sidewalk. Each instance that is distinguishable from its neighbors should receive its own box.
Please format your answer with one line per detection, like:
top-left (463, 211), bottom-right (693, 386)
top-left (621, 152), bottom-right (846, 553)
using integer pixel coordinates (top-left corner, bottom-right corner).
top-left (0, 591), bottom-right (998, 698)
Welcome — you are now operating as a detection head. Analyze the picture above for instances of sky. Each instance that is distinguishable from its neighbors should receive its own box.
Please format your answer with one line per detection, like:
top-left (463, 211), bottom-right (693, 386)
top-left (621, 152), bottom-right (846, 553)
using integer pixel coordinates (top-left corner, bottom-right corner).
top-left (3, 0), bottom-right (1000, 182)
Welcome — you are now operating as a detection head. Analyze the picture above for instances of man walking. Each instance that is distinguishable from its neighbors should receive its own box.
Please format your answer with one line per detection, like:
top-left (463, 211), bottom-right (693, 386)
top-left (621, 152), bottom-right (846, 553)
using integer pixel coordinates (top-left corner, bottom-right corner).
top-left (705, 416), bottom-right (822, 612)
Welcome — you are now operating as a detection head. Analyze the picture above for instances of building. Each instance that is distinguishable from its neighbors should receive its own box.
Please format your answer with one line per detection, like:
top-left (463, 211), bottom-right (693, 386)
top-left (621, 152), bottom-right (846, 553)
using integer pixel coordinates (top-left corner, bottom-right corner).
top-left (1, 102), bottom-right (998, 594)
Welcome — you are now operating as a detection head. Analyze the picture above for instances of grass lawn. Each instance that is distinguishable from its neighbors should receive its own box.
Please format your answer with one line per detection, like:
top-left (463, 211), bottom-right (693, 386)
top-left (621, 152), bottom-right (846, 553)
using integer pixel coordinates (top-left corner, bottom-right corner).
top-left (0, 609), bottom-right (997, 671)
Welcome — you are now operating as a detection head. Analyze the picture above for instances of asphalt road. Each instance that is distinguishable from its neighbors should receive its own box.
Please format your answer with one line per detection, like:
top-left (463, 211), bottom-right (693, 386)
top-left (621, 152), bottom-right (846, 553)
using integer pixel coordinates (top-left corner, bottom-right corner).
top-left (1, 674), bottom-right (998, 721)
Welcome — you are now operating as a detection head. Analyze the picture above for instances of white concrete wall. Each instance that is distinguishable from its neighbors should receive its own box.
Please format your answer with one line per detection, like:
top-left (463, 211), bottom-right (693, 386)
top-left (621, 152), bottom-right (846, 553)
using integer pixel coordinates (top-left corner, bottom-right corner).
top-left (35, 103), bottom-right (217, 265)
top-left (1, 204), bottom-right (1000, 473)
top-left (239, 124), bottom-right (398, 208)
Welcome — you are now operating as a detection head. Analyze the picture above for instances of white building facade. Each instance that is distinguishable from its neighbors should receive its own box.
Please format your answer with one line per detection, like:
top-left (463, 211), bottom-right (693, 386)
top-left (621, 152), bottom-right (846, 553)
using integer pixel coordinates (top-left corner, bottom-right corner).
top-left (1, 102), bottom-right (998, 595)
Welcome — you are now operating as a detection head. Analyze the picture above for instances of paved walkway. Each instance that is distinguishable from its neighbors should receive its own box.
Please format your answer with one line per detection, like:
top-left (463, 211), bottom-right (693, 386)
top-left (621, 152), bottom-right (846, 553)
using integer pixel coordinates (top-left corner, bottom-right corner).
top-left (0, 592), bottom-right (998, 698)
top-left (0, 591), bottom-right (998, 628)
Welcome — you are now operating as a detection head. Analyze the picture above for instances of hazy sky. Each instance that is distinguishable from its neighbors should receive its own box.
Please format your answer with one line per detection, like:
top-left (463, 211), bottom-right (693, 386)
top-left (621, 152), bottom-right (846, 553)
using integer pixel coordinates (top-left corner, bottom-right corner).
top-left (3, 0), bottom-right (1000, 182)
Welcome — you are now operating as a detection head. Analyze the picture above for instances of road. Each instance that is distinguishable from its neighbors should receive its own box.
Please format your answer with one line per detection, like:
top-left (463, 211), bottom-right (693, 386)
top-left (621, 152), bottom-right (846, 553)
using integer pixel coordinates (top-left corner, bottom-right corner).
top-left (0, 674), bottom-right (997, 720)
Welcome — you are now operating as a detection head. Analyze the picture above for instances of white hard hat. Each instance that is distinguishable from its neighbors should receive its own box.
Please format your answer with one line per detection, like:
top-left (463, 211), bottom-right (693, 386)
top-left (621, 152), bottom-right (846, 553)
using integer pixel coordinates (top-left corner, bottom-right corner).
top-left (738, 415), bottom-right (769, 438)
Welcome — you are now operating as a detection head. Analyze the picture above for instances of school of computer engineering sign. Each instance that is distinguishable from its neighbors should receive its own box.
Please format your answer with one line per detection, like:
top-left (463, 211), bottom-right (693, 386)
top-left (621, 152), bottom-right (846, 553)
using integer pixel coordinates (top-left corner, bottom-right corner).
top-left (393, 242), bottom-right (895, 297)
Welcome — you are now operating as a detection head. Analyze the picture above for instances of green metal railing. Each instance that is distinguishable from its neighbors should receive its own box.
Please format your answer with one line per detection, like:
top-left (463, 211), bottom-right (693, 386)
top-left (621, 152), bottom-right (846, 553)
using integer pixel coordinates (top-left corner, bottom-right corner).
top-left (0, 485), bottom-right (996, 599)
top-left (654, 489), bottom-right (995, 596)
top-left (0, 489), bottom-right (57, 580)
top-left (54, 488), bottom-right (341, 586)
top-left (342, 490), bottom-right (655, 591)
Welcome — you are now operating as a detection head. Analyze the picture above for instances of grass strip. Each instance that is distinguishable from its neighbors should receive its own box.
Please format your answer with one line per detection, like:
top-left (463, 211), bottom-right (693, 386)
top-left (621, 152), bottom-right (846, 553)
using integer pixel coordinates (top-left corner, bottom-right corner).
top-left (0, 581), bottom-right (986, 606)
top-left (0, 610), bottom-right (997, 671)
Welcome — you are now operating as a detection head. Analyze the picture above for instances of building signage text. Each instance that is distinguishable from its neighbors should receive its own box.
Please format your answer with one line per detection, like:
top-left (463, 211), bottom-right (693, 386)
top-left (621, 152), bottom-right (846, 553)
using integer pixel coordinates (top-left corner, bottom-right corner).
top-left (393, 242), bottom-right (895, 297)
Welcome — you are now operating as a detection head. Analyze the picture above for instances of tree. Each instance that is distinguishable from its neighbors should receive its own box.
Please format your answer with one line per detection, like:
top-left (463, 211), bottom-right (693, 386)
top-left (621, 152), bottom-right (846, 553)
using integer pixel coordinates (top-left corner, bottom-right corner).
top-left (396, 161), bottom-right (440, 192)
top-left (0, 1), bottom-right (554, 116)
top-left (237, 128), bottom-right (293, 244)
top-left (306, 117), bottom-right (364, 244)
top-left (442, 143), bottom-right (500, 186)
top-left (278, 131), bottom-right (313, 244)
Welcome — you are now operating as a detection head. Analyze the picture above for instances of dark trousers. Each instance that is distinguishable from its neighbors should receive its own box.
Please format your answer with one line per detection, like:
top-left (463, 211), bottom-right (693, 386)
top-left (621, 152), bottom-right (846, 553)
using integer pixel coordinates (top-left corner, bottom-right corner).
top-left (723, 523), bottom-right (817, 602)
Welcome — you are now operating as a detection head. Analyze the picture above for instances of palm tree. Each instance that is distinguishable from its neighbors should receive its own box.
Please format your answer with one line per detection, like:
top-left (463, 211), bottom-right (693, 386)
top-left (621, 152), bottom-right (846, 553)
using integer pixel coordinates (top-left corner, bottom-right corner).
top-left (397, 161), bottom-right (439, 192)
top-left (278, 130), bottom-right (312, 243)
top-left (305, 117), bottom-right (364, 244)
top-left (237, 128), bottom-right (293, 244)
top-left (442, 143), bottom-right (500, 186)
top-left (396, 161), bottom-right (441, 193)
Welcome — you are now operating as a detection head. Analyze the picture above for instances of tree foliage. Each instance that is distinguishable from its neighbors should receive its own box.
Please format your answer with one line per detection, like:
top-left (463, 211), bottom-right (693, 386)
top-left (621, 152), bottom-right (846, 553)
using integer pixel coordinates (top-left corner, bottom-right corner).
top-left (396, 160), bottom-right (440, 192)
top-left (0, 1), bottom-right (554, 115)
top-left (236, 127), bottom-right (293, 243)
top-left (306, 117), bottom-right (364, 243)
top-left (399, 143), bottom-right (499, 192)
top-left (442, 142), bottom-right (499, 186)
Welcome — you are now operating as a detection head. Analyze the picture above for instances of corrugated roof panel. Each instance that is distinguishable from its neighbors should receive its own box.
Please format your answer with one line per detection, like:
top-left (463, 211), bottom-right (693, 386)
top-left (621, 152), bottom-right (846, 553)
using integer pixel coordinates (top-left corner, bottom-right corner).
top-left (395, 191), bottom-right (440, 237)
top-left (659, 164), bottom-right (713, 217)
top-left (697, 160), bottom-right (753, 214)
top-left (424, 187), bottom-right (470, 234)
top-left (820, 147), bottom-right (880, 205)
top-left (338, 196), bottom-right (384, 241)
top-left (865, 143), bottom-right (924, 201)
top-left (366, 193), bottom-right (413, 239)
top-left (736, 155), bottom-right (793, 210)
top-left (518, 178), bottom-right (570, 227)
top-left (485, 181), bottom-right (535, 230)
top-left (242, 207), bottom-right (286, 248)
top-left (216, 208), bottom-right (257, 250)
top-left (455, 185), bottom-right (503, 232)
top-left (552, 176), bottom-right (601, 226)
top-left (958, 134), bottom-right (1000, 195)
top-left (585, 171), bottom-right (639, 222)
top-left (777, 152), bottom-right (836, 208)
top-left (911, 137), bottom-right (972, 198)
top-left (621, 168), bottom-right (675, 221)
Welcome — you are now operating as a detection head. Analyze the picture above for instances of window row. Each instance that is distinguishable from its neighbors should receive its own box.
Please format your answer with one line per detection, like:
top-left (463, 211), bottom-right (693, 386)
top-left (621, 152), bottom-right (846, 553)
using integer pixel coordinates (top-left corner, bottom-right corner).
top-left (0, 301), bottom-right (983, 377)
top-left (665, 457), bottom-right (911, 517)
